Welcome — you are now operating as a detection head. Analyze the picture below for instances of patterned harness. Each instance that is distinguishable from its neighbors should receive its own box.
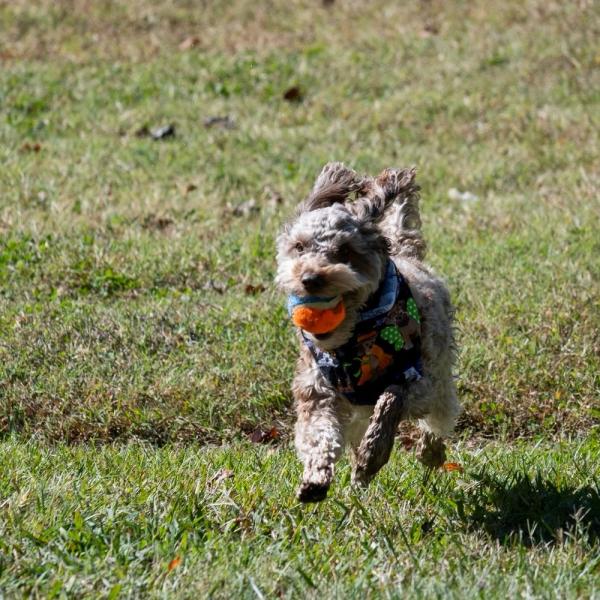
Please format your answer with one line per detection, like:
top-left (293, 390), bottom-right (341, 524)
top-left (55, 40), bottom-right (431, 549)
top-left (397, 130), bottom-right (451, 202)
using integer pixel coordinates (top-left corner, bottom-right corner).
top-left (301, 260), bottom-right (423, 405)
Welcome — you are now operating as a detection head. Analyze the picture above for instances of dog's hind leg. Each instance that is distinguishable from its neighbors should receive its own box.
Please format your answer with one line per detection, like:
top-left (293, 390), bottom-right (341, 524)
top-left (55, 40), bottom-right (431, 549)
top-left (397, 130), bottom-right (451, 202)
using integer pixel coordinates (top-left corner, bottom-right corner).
top-left (295, 396), bottom-right (344, 503)
top-left (415, 384), bottom-right (459, 469)
top-left (415, 430), bottom-right (447, 469)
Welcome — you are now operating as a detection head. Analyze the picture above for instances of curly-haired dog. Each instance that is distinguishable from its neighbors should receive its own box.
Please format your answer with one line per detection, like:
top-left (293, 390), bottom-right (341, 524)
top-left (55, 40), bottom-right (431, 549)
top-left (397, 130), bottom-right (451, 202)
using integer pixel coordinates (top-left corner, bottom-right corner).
top-left (276, 163), bottom-right (460, 502)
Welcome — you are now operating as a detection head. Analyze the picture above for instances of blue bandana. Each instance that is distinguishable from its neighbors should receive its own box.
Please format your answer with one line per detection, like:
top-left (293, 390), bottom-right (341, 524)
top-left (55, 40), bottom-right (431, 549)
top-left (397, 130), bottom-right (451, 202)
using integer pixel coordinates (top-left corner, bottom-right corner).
top-left (300, 260), bottom-right (423, 405)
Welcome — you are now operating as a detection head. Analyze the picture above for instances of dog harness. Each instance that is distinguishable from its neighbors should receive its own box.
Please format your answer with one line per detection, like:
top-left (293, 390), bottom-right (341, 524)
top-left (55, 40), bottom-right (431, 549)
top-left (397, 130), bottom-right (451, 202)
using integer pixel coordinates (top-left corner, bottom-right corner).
top-left (299, 260), bottom-right (423, 405)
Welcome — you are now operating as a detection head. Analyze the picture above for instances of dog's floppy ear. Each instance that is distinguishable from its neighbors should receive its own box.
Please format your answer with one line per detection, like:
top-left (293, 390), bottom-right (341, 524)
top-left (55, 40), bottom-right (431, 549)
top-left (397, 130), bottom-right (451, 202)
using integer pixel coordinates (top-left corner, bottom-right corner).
top-left (299, 162), bottom-right (366, 213)
top-left (350, 167), bottom-right (418, 224)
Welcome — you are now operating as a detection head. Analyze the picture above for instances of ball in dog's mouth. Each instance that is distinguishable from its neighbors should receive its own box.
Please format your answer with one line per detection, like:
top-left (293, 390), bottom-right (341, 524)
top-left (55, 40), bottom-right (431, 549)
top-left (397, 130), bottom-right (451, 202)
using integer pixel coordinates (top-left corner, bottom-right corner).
top-left (288, 294), bottom-right (346, 335)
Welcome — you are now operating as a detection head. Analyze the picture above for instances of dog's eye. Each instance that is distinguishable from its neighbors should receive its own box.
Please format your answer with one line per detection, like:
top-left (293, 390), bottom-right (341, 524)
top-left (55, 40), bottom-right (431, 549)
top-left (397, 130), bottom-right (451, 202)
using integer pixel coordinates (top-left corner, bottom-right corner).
top-left (333, 245), bottom-right (350, 263)
top-left (295, 242), bottom-right (304, 254)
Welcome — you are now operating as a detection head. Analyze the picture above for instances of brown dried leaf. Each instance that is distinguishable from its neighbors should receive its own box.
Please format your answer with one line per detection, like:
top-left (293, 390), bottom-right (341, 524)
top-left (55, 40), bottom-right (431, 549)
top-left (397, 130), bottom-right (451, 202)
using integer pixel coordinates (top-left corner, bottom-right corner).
top-left (21, 142), bottom-right (42, 153)
top-left (244, 283), bottom-right (266, 295)
top-left (250, 426), bottom-right (280, 444)
top-left (442, 462), bottom-right (464, 472)
top-left (168, 556), bottom-right (182, 571)
top-left (135, 125), bottom-right (150, 138)
top-left (421, 22), bottom-right (439, 36)
top-left (143, 214), bottom-right (175, 231)
top-left (250, 428), bottom-right (266, 443)
top-left (283, 86), bottom-right (303, 102)
top-left (179, 36), bottom-right (200, 50)
top-left (203, 115), bottom-right (236, 129)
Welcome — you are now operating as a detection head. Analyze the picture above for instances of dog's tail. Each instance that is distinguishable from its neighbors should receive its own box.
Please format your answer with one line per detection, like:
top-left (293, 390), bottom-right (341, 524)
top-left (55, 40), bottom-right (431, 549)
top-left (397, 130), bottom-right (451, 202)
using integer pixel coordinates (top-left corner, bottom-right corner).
top-left (374, 167), bottom-right (426, 261)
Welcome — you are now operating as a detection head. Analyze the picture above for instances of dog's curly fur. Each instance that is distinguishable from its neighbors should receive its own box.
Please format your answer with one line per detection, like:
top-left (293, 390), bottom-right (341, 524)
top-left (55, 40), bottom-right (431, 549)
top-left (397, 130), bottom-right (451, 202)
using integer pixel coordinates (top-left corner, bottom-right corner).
top-left (276, 162), bottom-right (461, 502)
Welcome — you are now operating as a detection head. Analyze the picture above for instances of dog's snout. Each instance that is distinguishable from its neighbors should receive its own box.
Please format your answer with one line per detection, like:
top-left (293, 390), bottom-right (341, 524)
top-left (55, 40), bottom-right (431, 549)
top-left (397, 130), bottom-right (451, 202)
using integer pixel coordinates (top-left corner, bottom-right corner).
top-left (301, 272), bottom-right (324, 292)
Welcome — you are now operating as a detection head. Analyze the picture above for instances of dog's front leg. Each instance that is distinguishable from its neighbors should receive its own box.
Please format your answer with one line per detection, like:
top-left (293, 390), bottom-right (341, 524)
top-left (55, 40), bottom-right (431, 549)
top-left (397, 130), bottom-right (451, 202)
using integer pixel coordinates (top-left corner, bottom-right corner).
top-left (352, 385), bottom-right (406, 487)
top-left (295, 394), bottom-right (343, 503)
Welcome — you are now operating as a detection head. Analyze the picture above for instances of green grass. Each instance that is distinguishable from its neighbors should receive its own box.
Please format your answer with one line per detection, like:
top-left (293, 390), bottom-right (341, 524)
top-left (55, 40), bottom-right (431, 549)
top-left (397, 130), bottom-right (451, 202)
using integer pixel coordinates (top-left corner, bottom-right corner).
top-left (1, 437), bottom-right (599, 598)
top-left (1, 0), bottom-right (599, 596)
top-left (1, 0), bottom-right (598, 441)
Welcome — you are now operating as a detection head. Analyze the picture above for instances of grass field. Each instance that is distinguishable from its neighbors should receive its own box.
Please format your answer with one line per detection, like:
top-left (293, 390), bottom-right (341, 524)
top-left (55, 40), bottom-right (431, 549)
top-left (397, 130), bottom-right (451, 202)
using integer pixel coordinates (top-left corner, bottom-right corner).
top-left (1, 438), bottom-right (599, 597)
top-left (1, 0), bottom-right (599, 596)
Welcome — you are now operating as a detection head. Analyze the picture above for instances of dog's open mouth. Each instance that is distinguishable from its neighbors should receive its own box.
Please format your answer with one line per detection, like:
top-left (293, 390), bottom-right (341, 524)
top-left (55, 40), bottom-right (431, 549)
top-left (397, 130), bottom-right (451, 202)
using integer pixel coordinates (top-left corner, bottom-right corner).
top-left (307, 292), bottom-right (351, 341)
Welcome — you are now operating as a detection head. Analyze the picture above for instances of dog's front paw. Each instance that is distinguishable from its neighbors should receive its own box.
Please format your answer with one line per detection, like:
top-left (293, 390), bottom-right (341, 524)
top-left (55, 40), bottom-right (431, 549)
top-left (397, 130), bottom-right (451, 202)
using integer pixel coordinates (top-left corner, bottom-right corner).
top-left (351, 466), bottom-right (373, 488)
top-left (297, 481), bottom-right (329, 503)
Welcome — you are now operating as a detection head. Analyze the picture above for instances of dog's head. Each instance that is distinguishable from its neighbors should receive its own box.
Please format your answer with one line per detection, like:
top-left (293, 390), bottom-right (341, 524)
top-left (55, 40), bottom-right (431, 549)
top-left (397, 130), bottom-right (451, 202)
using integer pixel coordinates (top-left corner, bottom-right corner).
top-left (276, 162), bottom-right (397, 350)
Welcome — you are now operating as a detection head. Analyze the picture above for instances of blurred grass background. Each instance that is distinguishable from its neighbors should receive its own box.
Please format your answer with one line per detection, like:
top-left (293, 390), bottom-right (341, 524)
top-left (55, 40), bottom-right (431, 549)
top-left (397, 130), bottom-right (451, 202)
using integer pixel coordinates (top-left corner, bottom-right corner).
top-left (0, 0), bottom-right (598, 443)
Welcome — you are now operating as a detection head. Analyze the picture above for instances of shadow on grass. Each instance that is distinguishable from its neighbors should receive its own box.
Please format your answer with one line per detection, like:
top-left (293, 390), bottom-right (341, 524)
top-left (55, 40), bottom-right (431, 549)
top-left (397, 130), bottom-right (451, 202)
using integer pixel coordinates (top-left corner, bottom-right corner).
top-left (461, 471), bottom-right (600, 546)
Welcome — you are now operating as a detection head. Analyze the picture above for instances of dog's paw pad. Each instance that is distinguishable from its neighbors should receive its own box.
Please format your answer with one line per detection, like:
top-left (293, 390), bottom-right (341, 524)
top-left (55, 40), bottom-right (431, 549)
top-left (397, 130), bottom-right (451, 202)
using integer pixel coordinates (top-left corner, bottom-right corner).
top-left (297, 481), bottom-right (329, 503)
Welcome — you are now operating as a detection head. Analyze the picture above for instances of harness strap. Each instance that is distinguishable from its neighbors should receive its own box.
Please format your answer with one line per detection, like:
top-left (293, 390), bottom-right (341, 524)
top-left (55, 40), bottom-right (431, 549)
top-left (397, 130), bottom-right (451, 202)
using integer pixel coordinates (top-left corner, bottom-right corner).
top-left (301, 260), bottom-right (423, 405)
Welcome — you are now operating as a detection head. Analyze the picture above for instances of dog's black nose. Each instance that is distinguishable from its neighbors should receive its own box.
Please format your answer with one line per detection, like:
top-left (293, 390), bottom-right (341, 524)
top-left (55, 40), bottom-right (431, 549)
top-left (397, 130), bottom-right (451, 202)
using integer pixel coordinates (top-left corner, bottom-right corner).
top-left (301, 272), bottom-right (324, 292)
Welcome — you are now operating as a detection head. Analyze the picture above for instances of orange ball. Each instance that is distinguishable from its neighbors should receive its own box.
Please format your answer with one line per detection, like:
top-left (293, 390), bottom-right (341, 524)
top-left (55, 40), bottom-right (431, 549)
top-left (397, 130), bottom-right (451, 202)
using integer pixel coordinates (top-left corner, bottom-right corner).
top-left (292, 300), bottom-right (346, 334)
